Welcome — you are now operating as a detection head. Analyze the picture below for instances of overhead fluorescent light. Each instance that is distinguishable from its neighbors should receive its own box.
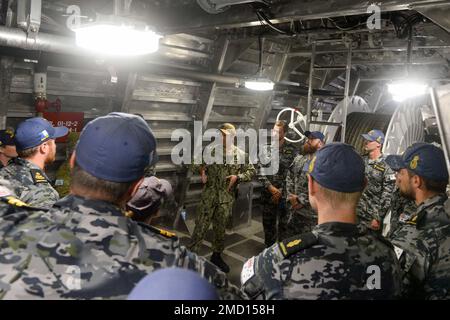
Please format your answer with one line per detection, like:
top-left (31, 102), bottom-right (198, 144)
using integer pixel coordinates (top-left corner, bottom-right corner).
top-left (74, 24), bottom-right (162, 56)
top-left (387, 81), bottom-right (429, 102)
top-left (244, 78), bottom-right (274, 91)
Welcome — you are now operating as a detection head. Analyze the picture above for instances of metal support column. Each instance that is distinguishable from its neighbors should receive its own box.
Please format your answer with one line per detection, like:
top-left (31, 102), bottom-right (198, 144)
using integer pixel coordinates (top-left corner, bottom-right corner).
top-left (341, 43), bottom-right (352, 143)
top-left (306, 41), bottom-right (316, 131)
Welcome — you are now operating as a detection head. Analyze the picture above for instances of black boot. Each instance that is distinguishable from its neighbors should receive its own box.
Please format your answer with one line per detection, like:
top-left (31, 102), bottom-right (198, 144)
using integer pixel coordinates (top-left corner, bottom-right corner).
top-left (210, 252), bottom-right (230, 273)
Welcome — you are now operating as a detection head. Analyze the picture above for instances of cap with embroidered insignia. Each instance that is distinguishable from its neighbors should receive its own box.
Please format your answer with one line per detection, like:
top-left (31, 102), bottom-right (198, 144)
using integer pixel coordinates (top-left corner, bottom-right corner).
top-left (14, 117), bottom-right (68, 151)
top-left (0, 129), bottom-right (15, 146)
top-left (361, 129), bottom-right (385, 144)
top-left (385, 142), bottom-right (449, 181)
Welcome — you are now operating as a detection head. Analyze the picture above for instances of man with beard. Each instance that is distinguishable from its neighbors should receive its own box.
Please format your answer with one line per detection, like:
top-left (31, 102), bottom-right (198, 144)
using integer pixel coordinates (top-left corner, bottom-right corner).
top-left (382, 187), bottom-right (417, 238)
top-left (257, 120), bottom-right (298, 247)
top-left (284, 131), bottom-right (325, 238)
top-left (358, 130), bottom-right (396, 231)
top-left (0, 117), bottom-right (68, 209)
top-left (0, 129), bottom-right (17, 169)
top-left (386, 143), bottom-right (450, 299)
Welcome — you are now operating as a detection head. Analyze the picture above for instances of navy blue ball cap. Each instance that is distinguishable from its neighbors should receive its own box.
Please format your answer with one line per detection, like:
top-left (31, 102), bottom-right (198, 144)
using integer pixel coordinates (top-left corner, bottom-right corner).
top-left (308, 142), bottom-right (365, 192)
top-left (385, 142), bottom-right (449, 181)
top-left (14, 117), bottom-right (69, 151)
top-left (75, 112), bottom-right (157, 183)
top-left (0, 129), bottom-right (15, 146)
top-left (304, 130), bottom-right (325, 142)
top-left (128, 268), bottom-right (219, 300)
top-left (361, 129), bottom-right (385, 144)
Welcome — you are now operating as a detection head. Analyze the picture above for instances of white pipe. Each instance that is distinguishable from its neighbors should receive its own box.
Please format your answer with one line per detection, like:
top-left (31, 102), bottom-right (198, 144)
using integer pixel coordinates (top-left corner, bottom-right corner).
top-left (0, 26), bottom-right (83, 55)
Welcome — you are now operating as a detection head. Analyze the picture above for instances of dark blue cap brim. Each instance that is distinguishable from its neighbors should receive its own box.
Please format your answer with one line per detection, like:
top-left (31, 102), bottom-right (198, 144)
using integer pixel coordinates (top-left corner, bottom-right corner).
top-left (361, 134), bottom-right (376, 141)
top-left (0, 140), bottom-right (15, 146)
top-left (385, 155), bottom-right (406, 171)
top-left (52, 126), bottom-right (69, 139)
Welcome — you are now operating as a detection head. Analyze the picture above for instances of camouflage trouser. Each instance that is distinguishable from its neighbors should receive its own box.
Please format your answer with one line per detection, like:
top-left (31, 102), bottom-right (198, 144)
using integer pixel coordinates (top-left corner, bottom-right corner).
top-left (261, 192), bottom-right (287, 247)
top-left (189, 198), bottom-right (233, 254)
top-left (280, 207), bottom-right (317, 240)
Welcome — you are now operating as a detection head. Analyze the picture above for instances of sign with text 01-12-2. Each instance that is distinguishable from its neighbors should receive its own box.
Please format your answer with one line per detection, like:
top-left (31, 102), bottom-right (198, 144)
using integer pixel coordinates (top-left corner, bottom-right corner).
top-left (43, 112), bottom-right (84, 143)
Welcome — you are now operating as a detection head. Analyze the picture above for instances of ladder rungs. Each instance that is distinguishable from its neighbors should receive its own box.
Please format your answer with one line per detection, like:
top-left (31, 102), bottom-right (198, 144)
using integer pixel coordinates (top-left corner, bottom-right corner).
top-left (314, 38), bottom-right (347, 44)
top-left (314, 66), bottom-right (347, 71)
top-left (312, 93), bottom-right (345, 98)
top-left (309, 120), bottom-right (342, 126)
top-left (328, 82), bottom-right (345, 90)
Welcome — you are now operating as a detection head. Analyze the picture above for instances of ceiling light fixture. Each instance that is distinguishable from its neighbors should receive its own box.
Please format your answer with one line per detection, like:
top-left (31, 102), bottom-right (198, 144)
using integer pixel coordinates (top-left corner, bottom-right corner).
top-left (244, 77), bottom-right (275, 91)
top-left (387, 81), bottom-right (429, 102)
top-left (243, 35), bottom-right (274, 91)
top-left (74, 23), bottom-right (162, 56)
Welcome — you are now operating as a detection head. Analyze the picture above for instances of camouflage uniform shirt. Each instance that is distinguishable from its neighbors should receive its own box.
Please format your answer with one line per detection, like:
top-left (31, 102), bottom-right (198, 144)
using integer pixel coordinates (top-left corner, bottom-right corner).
top-left (258, 141), bottom-right (298, 196)
top-left (389, 193), bottom-right (450, 299)
top-left (285, 153), bottom-right (313, 207)
top-left (257, 141), bottom-right (298, 245)
top-left (0, 157), bottom-right (59, 209)
top-left (189, 144), bottom-right (256, 253)
top-left (193, 144), bottom-right (256, 205)
top-left (284, 153), bottom-right (317, 233)
top-left (240, 222), bottom-right (402, 299)
top-left (357, 155), bottom-right (396, 227)
top-left (0, 195), bottom-right (242, 300)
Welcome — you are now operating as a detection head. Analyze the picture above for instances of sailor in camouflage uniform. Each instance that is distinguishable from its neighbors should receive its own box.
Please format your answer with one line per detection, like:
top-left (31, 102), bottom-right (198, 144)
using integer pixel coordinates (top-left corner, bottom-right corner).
top-left (257, 120), bottom-right (298, 247)
top-left (284, 131), bottom-right (325, 239)
top-left (188, 123), bottom-right (255, 273)
top-left (241, 143), bottom-right (402, 300)
top-left (386, 142), bottom-right (450, 299)
top-left (0, 129), bottom-right (17, 169)
top-left (0, 113), bottom-right (241, 300)
top-left (0, 118), bottom-right (68, 209)
top-left (358, 130), bottom-right (396, 231)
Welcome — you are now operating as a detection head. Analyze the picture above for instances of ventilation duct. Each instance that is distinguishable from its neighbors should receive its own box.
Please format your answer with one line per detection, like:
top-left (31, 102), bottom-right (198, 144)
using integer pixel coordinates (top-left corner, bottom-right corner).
top-left (197, 0), bottom-right (268, 14)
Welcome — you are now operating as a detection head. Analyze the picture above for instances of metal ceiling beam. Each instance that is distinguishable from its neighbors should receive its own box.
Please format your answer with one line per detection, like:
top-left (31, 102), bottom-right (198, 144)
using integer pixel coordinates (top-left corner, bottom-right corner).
top-left (416, 3), bottom-right (450, 32)
top-left (351, 59), bottom-right (447, 66)
top-left (288, 45), bottom-right (450, 57)
top-left (160, 0), bottom-right (449, 34)
top-left (221, 39), bottom-right (256, 72)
